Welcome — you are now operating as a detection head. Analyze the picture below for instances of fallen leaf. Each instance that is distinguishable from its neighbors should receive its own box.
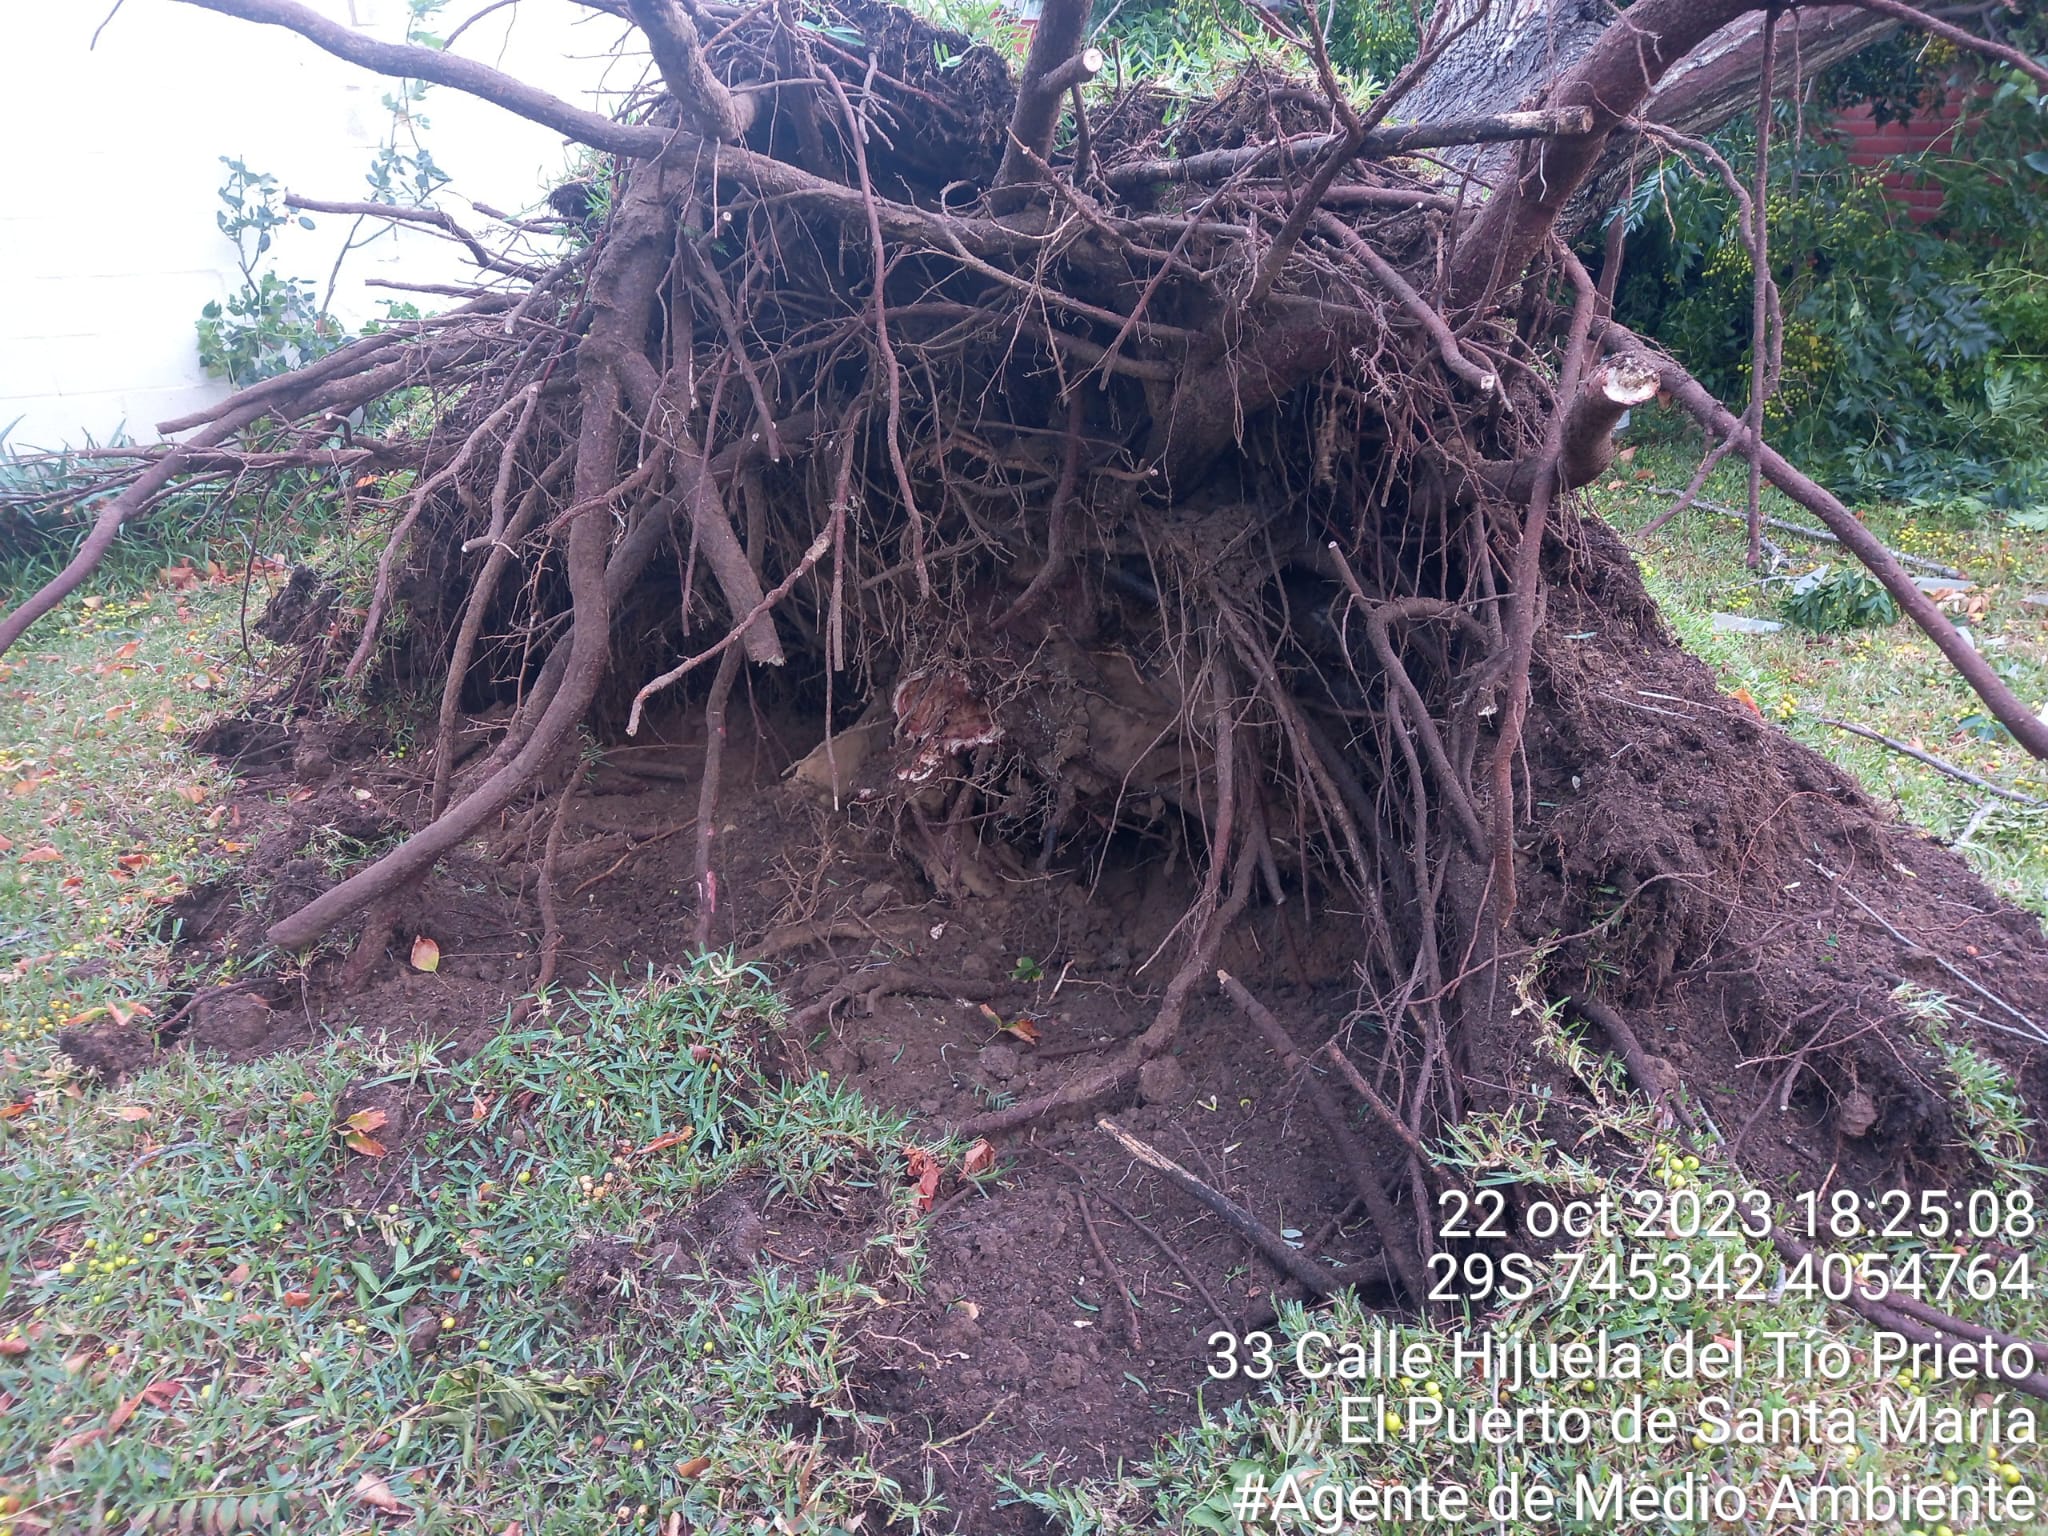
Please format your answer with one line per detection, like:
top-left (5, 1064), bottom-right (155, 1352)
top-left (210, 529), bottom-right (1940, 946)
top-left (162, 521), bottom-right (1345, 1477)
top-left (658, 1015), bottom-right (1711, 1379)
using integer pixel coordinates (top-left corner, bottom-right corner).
top-left (107, 1386), bottom-right (151, 1433)
top-left (345, 1129), bottom-right (390, 1158)
top-left (110, 1106), bottom-right (152, 1122)
top-left (172, 784), bottom-right (209, 804)
top-left (283, 1290), bottom-right (313, 1308)
top-left (116, 853), bottom-right (151, 871)
top-left (1000, 1016), bottom-right (1043, 1046)
top-left (0, 835), bottom-right (11, 852)
top-left (46, 1426), bottom-right (106, 1464)
top-left (0, 1099), bottom-right (32, 1121)
top-left (410, 935), bottom-right (441, 973)
top-left (355, 1470), bottom-right (406, 1513)
top-left (961, 1138), bottom-right (996, 1177)
top-left (634, 1128), bottom-right (695, 1157)
top-left (18, 847), bottom-right (61, 864)
top-left (0, 1336), bottom-right (27, 1356)
top-left (1730, 686), bottom-right (1763, 718)
top-left (139, 1380), bottom-right (183, 1407)
top-left (903, 1146), bottom-right (943, 1212)
top-left (674, 1455), bottom-right (712, 1480)
top-left (226, 1263), bottom-right (251, 1286)
top-left (113, 641), bottom-right (140, 661)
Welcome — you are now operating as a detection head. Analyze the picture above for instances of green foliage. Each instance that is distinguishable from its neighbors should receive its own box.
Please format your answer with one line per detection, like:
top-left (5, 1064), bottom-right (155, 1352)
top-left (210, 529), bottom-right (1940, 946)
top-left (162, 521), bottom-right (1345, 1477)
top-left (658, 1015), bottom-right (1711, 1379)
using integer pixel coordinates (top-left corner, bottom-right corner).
top-left (1094, 0), bottom-right (1413, 98)
top-left (1778, 563), bottom-right (1901, 633)
top-left (1613, 38), bottom-right (2048, 508)
top-left (197, 158), bottom-right (340, 387)
top-left (195, 1), bottom-right (453, 389)
top-left (197, 268), bottom-right (333, 387)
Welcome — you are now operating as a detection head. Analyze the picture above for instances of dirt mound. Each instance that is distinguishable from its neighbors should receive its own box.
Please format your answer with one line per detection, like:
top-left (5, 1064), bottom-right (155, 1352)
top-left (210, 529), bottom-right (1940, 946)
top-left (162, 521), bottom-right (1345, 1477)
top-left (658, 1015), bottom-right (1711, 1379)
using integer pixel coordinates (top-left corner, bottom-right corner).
top-left (140, 511), bottom-right (2047, 1528)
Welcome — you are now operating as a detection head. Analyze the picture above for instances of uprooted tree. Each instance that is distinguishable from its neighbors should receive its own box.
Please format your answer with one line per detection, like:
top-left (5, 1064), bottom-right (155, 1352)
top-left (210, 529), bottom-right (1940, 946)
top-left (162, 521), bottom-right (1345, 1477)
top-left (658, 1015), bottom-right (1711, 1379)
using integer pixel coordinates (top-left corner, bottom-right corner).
top-left (13, 0), bottom-right (2048, 1332)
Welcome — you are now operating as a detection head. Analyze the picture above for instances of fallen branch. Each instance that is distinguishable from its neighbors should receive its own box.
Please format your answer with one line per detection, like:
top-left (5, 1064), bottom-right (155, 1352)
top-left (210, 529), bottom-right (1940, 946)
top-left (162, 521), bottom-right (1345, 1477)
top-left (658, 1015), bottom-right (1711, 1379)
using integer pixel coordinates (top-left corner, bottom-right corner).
top-left (1816, 718), bottom-right (2046, 808)
top-left (1102, 106), bottom-right (1594, 191)
top-left (1096, 1116), bottom-right (1343, 1296)
top-left (1643, 488), bottom-right (1966, 579)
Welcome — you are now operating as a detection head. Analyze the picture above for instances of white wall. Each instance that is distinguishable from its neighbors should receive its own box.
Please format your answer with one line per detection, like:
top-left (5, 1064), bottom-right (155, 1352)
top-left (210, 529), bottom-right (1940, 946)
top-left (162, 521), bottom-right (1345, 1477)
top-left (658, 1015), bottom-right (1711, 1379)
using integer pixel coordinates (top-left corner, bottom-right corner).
top-left (1, 0), bottom-right (634, 449)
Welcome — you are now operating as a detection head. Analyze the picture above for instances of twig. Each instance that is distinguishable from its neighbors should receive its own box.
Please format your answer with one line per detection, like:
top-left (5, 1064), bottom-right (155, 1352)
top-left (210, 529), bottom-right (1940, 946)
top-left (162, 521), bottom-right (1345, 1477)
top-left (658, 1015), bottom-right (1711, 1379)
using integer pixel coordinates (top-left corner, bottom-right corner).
top-left (1319, 1041), bottom-right (1435, 1172)
top-left (1644, 489), bottom-right (1965, 578)
top-left (1048, 1150), bottom-right (1234, 1330)
top-left (1073, 1193), bottom-right (1141, 1351)
top-left (1217, 970), bottom-right (1430, 1307)
top-left (626, 530), bottom-right (830, 735)
top-left (1816, 718), bottom-right (2044, 807)
top-left (1096, 1117), bottom-right (1343, 1296)
top-left (1817, 863), bottom-right (2048, 1045)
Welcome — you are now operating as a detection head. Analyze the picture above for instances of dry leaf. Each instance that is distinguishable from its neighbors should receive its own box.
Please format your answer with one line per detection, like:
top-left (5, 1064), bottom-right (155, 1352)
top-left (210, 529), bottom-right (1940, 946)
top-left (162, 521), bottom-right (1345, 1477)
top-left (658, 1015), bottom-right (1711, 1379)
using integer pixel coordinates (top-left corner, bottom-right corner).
top-left (106, 1387), bottom-right (150, 1434)
top-left (355, 1470), bottom-right (406, 1513)
top-left (675, 1455), bottom-right (712, 1480)
top-left (172, 784), bottom-right (208, 804)
top-left (0, 1099), bottom-right (32, 1121)
top-left (18, 847), bottom-right (61, 864)
top-left (960, 1139), bottom-right (996, 1177)
top-left (1730, 686), bottom-right (1763, 718)
top-left (110, 1106), bottom-right (152, 1122)
top-left (0, 1336), bottom-right (28, 1356)
top-left (410, 935), bottom-right (441, 973)
top-left (903, 1146), bottom-right (943, 1212)
top-left (633, 1128), bottom-right (695, 1157)
top-left (283, 1290), bottom-right (313, 1308)
top-left (345, 1129), bottom-right (390, 1158)
top-left (1000, 1016), bottom-right (1042, 1046)
top-left (227, 1263), bottom-right (251, 1286)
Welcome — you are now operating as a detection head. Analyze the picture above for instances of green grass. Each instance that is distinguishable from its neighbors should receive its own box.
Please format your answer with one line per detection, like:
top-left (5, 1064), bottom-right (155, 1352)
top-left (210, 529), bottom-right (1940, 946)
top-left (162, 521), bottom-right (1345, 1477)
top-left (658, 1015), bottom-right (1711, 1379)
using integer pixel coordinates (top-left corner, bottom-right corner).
top-left (0, 576), bottom-right (945, 1534)
top-left (1, 966), bottom-right (937, 1534)
top-left (0, 575), bottom-right (255, 1093)
top-left (1587, 427), bottom-right (2048, 920)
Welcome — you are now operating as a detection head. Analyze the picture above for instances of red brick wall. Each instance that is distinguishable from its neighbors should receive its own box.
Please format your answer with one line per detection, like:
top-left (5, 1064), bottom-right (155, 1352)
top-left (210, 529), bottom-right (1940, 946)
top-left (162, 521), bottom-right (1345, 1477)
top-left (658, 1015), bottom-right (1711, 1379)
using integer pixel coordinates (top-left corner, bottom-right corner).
top-left (1835, 91), bottom-right (1975, 221)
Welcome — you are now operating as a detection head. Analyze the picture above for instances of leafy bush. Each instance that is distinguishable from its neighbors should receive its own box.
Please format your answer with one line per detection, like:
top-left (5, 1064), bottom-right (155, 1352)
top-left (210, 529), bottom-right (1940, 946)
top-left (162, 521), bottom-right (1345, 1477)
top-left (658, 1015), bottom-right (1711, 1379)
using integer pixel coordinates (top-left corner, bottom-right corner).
top-left (1779, 564), bottom-right (1901, 633)
top-left (197, 158), bottom-right (342, 387)
top-left (1612, 26), bottom-right (2048, 509)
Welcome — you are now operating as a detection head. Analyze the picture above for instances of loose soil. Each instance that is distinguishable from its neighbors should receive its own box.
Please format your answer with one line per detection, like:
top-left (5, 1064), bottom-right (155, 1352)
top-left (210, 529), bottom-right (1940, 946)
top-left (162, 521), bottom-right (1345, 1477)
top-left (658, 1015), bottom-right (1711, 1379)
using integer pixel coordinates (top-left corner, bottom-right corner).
top-left (88, 517), bottom-right (2048, 1531)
